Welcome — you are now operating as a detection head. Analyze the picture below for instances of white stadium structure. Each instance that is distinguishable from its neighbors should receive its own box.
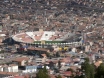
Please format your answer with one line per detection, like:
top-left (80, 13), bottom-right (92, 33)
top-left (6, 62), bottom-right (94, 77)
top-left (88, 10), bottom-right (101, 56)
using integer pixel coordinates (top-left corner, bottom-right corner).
top-left (12, 31), bottom-right (75, 45)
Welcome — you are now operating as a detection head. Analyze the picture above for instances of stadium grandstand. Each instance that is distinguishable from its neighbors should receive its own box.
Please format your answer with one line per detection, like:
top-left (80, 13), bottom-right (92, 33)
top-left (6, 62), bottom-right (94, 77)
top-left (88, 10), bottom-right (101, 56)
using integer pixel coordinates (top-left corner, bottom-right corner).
top-left (12, 30), bottom-right (75, 45)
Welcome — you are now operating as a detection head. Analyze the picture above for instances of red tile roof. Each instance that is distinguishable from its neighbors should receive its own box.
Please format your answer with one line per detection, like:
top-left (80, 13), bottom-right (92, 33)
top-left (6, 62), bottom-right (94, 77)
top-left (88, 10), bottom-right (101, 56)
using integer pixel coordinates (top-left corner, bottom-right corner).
top-left (0, 72), bottom-right (18, 76)
top-left (63, 71), bottom-right (72, 76)
top-left (13, 57), bottom-right (29, 62)
top-left (14, 76), bottom-right (24, 78)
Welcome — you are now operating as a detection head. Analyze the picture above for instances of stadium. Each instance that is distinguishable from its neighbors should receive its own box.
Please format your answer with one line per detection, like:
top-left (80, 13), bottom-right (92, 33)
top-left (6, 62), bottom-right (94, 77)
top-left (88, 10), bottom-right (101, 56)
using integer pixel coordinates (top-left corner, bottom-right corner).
top-left (12, 30), bottom-right (75, 45)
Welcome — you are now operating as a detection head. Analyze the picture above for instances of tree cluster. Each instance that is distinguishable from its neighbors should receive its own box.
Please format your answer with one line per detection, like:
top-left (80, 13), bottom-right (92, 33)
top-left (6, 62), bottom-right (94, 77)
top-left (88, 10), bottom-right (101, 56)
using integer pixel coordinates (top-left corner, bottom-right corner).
top-left (36, 66), bottom-right (49, 78)
top-left (36, 65), bottom-right (63, 78)
top-left (74, 58), bottom-right (104, 78)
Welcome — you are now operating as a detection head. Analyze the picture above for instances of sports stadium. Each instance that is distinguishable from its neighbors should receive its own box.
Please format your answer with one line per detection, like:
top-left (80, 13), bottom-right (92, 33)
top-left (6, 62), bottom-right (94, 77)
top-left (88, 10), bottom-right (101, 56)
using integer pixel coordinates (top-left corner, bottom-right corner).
top-left (12, 30), bottom-right (75, 45)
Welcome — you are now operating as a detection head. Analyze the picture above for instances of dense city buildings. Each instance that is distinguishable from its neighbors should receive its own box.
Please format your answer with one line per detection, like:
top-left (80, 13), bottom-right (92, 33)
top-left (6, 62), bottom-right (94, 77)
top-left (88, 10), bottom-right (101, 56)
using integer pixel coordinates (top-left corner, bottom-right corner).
top-left (0, 0), bottom-right (104, 78)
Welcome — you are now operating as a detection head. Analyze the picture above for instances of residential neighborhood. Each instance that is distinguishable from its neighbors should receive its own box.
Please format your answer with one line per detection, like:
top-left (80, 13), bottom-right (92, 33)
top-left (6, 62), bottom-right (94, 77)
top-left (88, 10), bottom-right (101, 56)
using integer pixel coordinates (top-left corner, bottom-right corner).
top-left (0, 0), bottom-right (104, 78)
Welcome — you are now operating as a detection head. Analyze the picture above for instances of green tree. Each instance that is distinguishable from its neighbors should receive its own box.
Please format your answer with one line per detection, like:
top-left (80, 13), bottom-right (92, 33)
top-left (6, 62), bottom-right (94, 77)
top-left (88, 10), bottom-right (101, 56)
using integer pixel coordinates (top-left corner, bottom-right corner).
top-left (56, 52), bottom-right (60, 57)
top-left (96, 63), bottom-right (104, 78)
top-left (58, 60), bottom-right (61, 69)
top-left (36, 66), bottom-right (50, 78)
top-left (81, 58), bottom-right (94, 78)
top-left (43, 65), bottom-right (48, 73)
